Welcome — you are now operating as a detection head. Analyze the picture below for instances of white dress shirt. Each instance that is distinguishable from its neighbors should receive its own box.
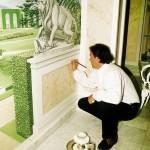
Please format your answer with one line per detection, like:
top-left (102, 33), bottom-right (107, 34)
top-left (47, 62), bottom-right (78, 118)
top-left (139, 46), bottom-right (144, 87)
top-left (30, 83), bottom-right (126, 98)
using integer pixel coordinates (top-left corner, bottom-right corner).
top-left (73, 63), bottom-right (140, 105)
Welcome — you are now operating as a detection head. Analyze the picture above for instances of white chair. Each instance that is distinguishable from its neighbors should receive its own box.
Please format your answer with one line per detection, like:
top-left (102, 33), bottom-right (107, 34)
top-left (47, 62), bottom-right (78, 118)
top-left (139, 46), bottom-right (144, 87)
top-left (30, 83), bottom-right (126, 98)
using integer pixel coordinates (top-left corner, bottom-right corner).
top-left (139, 64), bottom-right (150, 110)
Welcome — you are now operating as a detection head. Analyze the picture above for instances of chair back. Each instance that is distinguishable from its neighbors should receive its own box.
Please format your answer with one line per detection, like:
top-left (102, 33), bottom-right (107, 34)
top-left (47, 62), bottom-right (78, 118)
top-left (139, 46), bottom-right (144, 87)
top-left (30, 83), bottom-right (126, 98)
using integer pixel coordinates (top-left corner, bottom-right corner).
top-left (139, 64), bottom-right (150, 110)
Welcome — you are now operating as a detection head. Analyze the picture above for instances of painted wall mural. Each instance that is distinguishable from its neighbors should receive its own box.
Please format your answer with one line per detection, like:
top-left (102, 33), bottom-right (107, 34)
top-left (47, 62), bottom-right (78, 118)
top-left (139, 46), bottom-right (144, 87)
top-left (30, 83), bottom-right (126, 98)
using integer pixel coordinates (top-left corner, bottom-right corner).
top-left (0, 9), bottom-right (21, 29)
top-left (34, 0), bottom-right (81, 54)
top-left (0, 0), bottom-right (80, 51)
top-left (0, 0), bottom-right (80, 97)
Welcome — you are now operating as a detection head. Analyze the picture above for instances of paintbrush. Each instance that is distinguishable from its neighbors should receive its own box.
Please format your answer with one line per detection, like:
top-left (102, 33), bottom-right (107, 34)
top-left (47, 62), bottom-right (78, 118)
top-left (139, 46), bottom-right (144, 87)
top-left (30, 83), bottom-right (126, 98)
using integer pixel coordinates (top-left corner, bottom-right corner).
top-left (76, 61), bottom-right (87, 68)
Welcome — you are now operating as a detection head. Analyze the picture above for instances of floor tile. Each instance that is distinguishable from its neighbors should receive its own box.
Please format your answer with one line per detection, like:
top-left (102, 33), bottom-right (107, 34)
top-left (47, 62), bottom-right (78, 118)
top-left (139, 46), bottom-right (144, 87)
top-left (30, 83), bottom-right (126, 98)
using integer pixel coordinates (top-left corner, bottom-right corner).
top-left (122, 116), bottom-right (149, 130)
top-left (143, 129), bottom-right (150, 147)
top-left (118, 124), bottom-right (146, 144)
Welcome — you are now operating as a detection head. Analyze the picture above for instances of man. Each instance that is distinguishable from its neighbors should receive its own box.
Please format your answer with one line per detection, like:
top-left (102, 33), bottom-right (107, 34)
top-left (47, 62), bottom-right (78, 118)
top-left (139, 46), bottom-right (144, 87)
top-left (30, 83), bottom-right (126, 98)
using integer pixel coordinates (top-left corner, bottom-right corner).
top-left (71, 43), bottom-right (140, 150)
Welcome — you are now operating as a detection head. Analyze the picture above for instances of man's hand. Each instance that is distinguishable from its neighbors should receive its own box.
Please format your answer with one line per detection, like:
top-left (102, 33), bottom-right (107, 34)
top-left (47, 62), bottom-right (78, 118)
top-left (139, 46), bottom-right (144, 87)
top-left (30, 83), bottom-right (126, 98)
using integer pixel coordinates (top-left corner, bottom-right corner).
top-left (71, 59), bottom-right (79, 71)
top-left (88, 95), bottom-right (95, 104)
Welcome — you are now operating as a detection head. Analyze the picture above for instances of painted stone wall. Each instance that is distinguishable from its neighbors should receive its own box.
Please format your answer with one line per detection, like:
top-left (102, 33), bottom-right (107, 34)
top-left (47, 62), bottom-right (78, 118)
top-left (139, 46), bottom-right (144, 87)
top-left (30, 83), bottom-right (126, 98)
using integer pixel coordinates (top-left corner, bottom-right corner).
top-left (42, 64), bottom-right (76, 114)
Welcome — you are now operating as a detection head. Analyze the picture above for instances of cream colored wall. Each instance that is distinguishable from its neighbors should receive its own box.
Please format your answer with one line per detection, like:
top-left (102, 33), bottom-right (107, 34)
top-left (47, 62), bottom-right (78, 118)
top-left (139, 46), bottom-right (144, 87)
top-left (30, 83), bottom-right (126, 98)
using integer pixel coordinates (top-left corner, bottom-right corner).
top-left (78, 0), bottom-right (121, 97)
top-left (42, 64), bottom-right (76, 114)
top-left (86, 0), bottom-right (113, 47)
top-left (81, 0), bottom-right (116, 68)
top-left (126, 0), bottom-right (142, 63)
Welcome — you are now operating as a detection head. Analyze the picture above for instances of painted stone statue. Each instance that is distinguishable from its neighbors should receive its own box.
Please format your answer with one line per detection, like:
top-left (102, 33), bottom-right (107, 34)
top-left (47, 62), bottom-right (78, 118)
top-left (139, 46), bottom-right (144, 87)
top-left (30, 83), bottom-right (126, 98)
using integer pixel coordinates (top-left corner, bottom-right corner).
top-left (34, 0), bottom-right (78, 54)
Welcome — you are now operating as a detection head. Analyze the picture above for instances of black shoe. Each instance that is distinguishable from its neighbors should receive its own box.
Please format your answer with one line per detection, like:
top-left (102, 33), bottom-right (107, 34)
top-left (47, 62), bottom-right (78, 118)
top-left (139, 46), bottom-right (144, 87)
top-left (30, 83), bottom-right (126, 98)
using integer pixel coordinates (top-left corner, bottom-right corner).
top-left (98, 136), bottom-right (118, 150)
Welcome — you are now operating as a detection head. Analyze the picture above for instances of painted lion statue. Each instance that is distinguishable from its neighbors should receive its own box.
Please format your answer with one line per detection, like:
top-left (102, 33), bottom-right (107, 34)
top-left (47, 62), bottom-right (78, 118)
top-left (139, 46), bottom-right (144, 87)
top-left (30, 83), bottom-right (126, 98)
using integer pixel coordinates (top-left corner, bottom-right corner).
top-left (34, 0), bottom-right (77, 53)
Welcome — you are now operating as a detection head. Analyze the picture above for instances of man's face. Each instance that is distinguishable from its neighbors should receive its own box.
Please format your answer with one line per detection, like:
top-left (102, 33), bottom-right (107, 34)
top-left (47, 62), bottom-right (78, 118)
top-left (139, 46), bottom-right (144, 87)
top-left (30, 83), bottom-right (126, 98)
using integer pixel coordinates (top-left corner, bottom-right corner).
top-left (89, 51), bottom-right (100, 69)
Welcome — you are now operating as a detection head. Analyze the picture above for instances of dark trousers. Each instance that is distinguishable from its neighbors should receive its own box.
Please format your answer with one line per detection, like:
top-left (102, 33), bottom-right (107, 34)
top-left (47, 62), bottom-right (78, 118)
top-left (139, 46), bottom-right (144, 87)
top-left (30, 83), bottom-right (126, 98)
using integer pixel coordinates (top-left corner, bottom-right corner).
top-left (78, 97), bottom-right (140, 139)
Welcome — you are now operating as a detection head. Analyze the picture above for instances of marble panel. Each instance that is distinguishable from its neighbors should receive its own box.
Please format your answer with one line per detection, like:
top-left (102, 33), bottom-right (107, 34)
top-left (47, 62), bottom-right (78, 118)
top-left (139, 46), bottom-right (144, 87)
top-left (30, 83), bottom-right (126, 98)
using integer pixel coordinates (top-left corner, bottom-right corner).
top-left (82, 0), bottom-right (114, 68)
top-left (42, 64), bottom-right (76, 114)
top-left (87, 0), bottom-right (113, 47)
top-left (126, 0), bottom-right (142, 62)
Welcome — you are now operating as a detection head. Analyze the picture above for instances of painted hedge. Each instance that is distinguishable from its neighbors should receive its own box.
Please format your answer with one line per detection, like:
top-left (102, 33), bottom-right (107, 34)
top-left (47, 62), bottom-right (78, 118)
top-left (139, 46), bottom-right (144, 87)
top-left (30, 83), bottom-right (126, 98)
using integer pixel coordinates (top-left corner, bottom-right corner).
top-left (12, 51), bottom-right (34, 138)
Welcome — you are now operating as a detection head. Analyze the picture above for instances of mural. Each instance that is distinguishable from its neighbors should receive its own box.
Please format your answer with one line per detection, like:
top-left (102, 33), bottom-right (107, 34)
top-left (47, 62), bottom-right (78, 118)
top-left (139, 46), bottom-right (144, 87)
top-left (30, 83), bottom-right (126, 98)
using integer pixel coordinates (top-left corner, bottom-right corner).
top-left (0, 0), bottom-right (38, 98)
top-left (0, 0), bottom-right (80, 54)
top-left (0, 0), bottom-right (81, 143)
top-left (0, 0), bottom-right (81, 97)
top-left (17, 0), bottom-right (39, 28)
top-left (0, 0), bottom-right (81, 95)
top-left (0, 9), bottom-right (21, 29)
top-left (34, 0), bottom-right (81, 54)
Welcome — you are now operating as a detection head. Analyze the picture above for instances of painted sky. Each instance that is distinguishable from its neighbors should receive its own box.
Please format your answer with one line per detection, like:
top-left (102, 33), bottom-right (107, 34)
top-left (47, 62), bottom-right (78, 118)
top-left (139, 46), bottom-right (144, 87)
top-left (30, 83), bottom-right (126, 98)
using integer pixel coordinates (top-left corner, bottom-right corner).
top-left (0, 0), bottom-right (25, 8)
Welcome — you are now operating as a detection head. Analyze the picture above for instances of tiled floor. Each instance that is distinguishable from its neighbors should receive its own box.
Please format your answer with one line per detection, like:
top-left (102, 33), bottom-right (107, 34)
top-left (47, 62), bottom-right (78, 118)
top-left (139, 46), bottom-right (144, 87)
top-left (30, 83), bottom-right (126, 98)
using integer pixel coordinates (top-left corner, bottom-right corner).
top-left (36, 101), bottom-right (150, 150)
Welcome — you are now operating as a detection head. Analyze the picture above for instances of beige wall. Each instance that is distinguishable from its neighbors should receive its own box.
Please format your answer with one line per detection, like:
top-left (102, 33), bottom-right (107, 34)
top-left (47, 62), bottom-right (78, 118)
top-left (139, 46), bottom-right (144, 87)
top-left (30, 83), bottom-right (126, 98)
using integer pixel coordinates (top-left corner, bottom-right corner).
top-left (84, 0), bottom-right (114, 68)
top-left (126, 0), bottom-right (142, 63)
top-left (42, 64), bottom-right (76, 114)
top-left (86, 0), bottom-right (113, 46)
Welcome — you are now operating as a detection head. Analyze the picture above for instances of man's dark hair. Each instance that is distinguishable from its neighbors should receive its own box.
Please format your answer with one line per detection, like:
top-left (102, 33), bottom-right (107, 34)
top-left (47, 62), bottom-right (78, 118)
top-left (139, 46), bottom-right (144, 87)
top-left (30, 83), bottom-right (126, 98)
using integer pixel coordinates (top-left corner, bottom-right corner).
top-left (89, 43), bottom-right (114, 64)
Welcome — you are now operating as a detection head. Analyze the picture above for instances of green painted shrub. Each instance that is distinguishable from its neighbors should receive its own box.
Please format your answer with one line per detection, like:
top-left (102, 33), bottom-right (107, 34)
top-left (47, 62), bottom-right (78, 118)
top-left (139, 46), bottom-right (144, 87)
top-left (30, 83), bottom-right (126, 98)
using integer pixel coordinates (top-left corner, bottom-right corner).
top-left (12, 51), bottom-right (34, 138)
top-left (0, 49), bottom-right (3, 55)
top-left (0, 31), bottom-right (33, 41)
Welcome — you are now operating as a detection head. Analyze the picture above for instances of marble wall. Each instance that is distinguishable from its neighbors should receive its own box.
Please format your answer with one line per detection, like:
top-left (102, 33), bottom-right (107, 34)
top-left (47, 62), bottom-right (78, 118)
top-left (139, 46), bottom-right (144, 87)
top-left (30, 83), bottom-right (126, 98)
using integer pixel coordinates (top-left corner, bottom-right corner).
top-left (126, 0), bottom-right (143, 63)
top-left (82, 0), bottom-right (144, 65)
top-left (86, 0), bottom-right (113, 46)
top-left (42, 64), bottom-right (76, 114)
top-left (80, 0), bottom-right (117, 68)
top-left (78, 0), bottom-right (121, 96)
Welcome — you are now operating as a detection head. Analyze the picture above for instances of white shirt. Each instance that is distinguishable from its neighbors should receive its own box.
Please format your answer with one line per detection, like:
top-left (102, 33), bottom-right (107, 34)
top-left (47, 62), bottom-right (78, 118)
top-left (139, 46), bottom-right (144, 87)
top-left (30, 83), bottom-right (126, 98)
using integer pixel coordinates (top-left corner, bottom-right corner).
top-left (73, 63), bottom-right (140, 105)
